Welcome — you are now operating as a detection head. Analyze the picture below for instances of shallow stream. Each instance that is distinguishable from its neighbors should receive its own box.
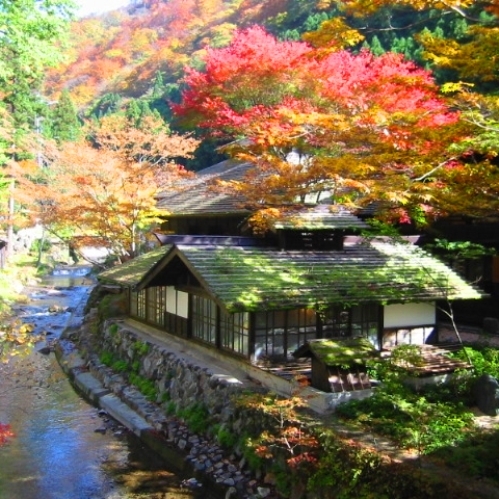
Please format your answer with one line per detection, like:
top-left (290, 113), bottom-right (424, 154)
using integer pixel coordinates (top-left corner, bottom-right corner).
top-left (0, 267), bottom-right (207, 499)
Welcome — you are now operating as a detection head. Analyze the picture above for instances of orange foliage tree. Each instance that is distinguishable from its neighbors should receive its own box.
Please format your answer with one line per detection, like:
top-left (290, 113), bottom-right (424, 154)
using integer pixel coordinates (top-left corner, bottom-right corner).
top-left (10, 115), bottom-right (198, 261)
top-left (309, 0), bottom-right (499, 221)
top-left (174, 26), bottom-right (461, 229)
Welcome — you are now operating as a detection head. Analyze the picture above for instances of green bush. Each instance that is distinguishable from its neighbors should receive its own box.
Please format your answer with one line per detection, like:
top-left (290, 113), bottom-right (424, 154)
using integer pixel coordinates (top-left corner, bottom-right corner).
top-left (30, 238), bottom-right (51, 254)
top-left (166, 401), bottom-right (176, 415)
top-left (129, 373), bottom-right (157, 401)
top-left (216, 425), bottom-right (237, 448)
top-left (453, 346), bottom-right (499, 378)
top-left (240, 433), bottom-right (266, 471)
top-left (433, 429), bottom-right (499, 481)
top-left (337, 345), bottom-right (478, 455)
top-left (108, 323), bottom-right (119, 335)
top-left (99, 351), bottom-right (115, 366)
top-left (132, 340), bottom-right (150, 356)
top-left (160, 391), bottom-right (171, 403)
top-left (111, 359), bottom-right (129, 372)
top-left (177, 403), bottom-right (210, 433)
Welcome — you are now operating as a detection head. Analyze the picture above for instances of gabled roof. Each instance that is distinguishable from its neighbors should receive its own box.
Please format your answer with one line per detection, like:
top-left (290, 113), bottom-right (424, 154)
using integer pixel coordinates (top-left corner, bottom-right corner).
top-left (98, 245), bottom-right (172, 287)
top-left (156, 159), bottom-right (251, 215)
top-left (99, 239), bottom-right (485, 312)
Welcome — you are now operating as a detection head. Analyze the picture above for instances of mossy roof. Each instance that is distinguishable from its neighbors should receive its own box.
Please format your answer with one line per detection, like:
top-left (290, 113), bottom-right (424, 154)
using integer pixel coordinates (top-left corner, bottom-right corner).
top-left (98, 245), bottom-right (172, 287)
top-left (272, 206), bottom-right (369, 231)
top-left (102, 238), bottom-right (485, 313)
top-left (293, 338), bottom-right (379, 365)
top-left (181, 241), bottom-right (483, 311)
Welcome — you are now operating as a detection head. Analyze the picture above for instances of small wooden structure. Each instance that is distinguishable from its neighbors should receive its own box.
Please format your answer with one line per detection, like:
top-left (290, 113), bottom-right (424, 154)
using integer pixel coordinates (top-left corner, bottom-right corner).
top-left (293, 338), bottom-right (379, 393)
top-left (384, 343), bottom-right (472, 376)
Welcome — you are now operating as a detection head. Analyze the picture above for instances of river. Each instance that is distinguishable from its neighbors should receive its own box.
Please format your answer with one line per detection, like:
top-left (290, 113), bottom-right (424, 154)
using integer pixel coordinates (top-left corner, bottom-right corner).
top-left (0, 267), bottom-right (205, 499)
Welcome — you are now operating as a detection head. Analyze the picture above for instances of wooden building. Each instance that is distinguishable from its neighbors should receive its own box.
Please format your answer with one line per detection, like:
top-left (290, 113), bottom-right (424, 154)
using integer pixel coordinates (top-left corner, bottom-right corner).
top-left (293, 338), bottom-right (378, 393)
top-left (98, 160), bottom-right (485, 384)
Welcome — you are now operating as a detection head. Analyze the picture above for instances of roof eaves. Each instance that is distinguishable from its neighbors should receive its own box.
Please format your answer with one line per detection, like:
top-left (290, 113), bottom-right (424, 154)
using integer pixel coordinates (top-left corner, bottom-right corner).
top-left (97, 245), bottom-right (173, 287)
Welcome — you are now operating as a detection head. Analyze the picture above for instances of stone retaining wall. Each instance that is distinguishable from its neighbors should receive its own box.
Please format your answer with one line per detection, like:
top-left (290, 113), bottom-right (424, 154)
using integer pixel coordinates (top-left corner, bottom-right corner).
top-left (68, 310), bottom-right (277, 498)
top-left (97, 319), bottom-right (259, 424)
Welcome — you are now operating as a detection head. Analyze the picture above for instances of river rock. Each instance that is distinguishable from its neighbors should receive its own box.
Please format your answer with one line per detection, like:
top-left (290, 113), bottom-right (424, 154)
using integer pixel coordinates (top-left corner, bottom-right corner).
top-left (473, 374), bottom-right (499, 416)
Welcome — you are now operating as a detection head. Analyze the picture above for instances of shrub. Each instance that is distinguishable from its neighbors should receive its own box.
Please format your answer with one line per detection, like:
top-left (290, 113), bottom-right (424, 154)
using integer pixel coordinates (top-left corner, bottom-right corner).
top-left (177, 404), bottom-right (210, 433)
top-left (129, 373), bottom-right (157, 401)
top-left (99, 351), bottom-right (114, 366)
top-left (132, 340), bottom-right (150, 356)
top-left (111, 359), bottom-right (129, 372)
top-left (108, 323), bottom-right (119, 335)
top-left (216, 425), bottom-right (237, 448)
top-left (166, 401), bottom-right (176, 415)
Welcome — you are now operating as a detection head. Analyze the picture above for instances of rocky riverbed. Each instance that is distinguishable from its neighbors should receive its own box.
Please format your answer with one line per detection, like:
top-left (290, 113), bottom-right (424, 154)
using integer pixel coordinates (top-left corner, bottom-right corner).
top-left (57, 306), bottom-right (277, 499)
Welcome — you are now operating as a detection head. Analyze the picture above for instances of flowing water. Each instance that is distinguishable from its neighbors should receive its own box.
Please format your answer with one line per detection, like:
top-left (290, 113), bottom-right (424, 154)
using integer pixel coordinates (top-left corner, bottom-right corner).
top-left (0, 267), bottom-right (207, 499)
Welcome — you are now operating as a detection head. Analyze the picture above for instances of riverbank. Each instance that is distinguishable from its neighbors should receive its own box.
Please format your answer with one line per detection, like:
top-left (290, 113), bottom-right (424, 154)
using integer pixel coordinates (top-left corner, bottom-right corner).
top-left (55, 285), bottom-right (499, 499)
top-left (56, 307), bottom-right (272, 499)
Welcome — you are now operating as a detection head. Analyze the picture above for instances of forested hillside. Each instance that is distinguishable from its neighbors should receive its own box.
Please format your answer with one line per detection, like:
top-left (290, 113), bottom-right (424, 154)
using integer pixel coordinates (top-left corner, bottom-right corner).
top-left (1, 0), bottom-right (498, 262)
top-left (43, 0), bottom-right (499, 171)
top-left (46, 0), bottom-right (479, 115)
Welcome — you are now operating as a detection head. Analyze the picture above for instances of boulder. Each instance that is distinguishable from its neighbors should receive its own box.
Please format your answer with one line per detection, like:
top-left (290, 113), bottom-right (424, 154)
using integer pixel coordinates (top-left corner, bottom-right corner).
top-left (473, 374), bottom-right (499, 416)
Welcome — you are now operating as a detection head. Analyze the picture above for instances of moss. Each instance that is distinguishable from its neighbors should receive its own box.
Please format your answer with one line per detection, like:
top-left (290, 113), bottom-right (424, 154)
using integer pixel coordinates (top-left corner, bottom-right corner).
top-left (98, 293), bottom-right (128, 321)
top-left (304, 338), bottom-right (379, 366)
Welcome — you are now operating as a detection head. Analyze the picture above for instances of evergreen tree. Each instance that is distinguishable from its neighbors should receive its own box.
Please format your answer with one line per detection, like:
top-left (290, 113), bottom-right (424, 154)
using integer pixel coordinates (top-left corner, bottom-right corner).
top-left (139, 100), bottom-right (154, 122)
top-left (368, 35), bottom-right (386, 56)
top-left (90, 93), bottom-right (121, 119)
top-left (126, 99), bottom-right (142, 127)
top-left (152, 70), bottom-right (165, 99)
top-left (51, 90), bottom-right (81, 143)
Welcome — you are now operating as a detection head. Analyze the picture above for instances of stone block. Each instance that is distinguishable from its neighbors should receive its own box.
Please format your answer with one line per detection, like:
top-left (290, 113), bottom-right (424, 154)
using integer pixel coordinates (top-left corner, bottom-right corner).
top-left (473, 374), bottom-right (499, 416)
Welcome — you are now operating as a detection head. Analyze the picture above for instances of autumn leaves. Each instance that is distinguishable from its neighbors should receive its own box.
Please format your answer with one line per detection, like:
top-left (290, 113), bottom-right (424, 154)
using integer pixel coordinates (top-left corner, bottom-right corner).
top-left (174, 26), bottom-right (466, 228)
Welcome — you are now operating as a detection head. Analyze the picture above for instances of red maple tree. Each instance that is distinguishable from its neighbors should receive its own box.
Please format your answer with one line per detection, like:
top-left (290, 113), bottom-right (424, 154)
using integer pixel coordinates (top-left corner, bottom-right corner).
top-left (174, 27), bottom-right (460, 227)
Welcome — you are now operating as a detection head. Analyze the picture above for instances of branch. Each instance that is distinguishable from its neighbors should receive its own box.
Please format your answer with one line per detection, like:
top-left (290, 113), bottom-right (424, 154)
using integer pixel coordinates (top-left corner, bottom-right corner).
top-left (463, 113), bottom-right (499, 133)
top-left (413, 157), bottom-right (457, 182)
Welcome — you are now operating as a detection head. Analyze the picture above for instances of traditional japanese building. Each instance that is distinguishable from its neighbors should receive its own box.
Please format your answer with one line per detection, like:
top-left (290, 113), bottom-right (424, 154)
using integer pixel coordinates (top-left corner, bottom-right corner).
top-left (98, 161), bottom-right (485, 370)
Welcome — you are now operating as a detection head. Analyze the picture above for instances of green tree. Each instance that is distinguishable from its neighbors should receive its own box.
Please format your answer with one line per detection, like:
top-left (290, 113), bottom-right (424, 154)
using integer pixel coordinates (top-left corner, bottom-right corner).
top-left (0, 0), bottom-right (75, 254)
top-left (0, 0), bottom-right (75, 130)
top-left (126, 99), bottom-right (142, 127)
top-left (89, 93), bottom-right (121, 119)
top-left (367, 35), bottom-right (385, 56)
top-left (152, 70), bottom-right (165, 99)
top-left (50, 90), bottom-right (81, 143)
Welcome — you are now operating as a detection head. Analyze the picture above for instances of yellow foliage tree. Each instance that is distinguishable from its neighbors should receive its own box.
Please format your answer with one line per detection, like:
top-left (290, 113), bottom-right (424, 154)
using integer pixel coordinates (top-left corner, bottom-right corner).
top-left (10, 116), bottom-right (199, 262)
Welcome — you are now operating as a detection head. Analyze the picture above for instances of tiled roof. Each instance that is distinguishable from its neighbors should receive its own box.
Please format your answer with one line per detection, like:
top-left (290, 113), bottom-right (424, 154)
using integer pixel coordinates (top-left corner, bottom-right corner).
top-left (273, 205), bottom-right (369, 231)
top-left (156, 160), bottom-right (369, 231)
top-left (156, 160), bottom-right (251, 215)
top-left (171, 239), bottom-right (484, 312)
top-left (98, 245), bottom-right (172, 287)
